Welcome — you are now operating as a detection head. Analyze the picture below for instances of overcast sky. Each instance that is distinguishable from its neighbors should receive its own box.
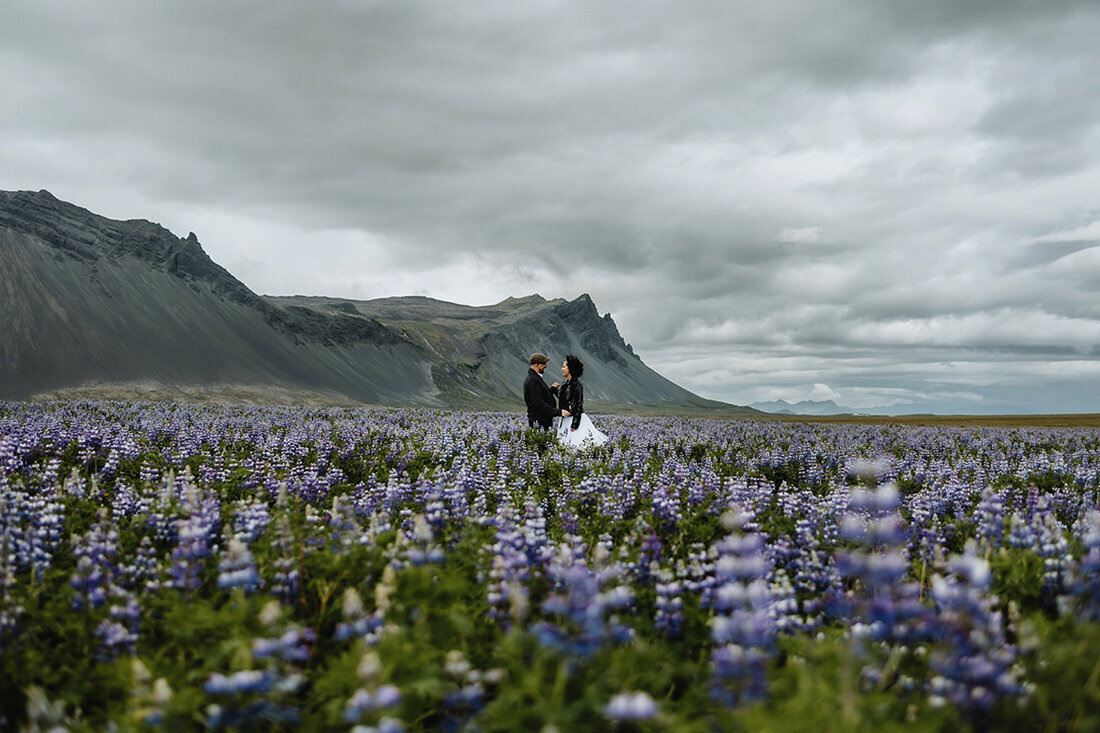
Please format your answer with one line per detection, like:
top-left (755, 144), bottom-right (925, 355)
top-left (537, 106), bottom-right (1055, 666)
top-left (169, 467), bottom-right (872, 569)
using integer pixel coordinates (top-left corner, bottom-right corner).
top-left (3, 0), bottom-right (1099, 414)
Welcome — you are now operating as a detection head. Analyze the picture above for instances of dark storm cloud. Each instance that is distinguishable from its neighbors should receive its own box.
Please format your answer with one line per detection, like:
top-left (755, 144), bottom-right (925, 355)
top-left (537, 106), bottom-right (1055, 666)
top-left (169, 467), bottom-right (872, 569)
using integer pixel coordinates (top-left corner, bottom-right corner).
top-left (2, 0), bottom-right (1100, 412)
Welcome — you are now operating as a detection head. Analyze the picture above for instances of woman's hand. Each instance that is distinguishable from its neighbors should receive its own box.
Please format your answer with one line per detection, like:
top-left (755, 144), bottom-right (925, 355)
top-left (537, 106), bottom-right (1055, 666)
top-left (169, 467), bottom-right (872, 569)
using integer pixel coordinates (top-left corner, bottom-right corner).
top-left (561, 410), bottom-right (571, 417)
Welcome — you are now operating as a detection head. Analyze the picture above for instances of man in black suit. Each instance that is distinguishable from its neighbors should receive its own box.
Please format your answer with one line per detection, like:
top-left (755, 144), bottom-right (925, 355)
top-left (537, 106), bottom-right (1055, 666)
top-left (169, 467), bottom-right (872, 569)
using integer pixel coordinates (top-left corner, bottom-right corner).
top-left (524, 353), bottom-right (560, 429)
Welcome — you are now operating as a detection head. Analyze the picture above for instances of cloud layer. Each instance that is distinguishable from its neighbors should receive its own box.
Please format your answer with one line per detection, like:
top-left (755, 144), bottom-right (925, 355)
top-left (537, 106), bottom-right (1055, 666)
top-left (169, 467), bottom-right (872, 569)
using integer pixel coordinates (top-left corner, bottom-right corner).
top-left (3, 0), bottom-right (1099, 413)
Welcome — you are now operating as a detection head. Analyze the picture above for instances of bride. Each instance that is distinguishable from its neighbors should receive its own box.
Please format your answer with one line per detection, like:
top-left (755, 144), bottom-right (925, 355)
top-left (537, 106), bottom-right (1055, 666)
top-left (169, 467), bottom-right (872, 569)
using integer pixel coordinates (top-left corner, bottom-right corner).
top-left (554, 354), bottom-right (608, 449)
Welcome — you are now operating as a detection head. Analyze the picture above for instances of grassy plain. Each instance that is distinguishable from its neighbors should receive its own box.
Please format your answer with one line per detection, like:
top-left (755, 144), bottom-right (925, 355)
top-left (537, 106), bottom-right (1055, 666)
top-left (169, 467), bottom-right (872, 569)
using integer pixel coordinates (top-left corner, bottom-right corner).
top-left (26, 382), bottom-right (1100, 428)
top-left (776, 413), bottom-right (1100, 428)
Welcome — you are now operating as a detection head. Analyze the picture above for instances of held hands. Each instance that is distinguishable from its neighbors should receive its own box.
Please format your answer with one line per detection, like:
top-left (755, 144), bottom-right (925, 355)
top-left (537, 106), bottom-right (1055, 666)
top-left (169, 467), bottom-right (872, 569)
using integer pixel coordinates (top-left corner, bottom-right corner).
top-left (562, 408), bottom-right (575, 429)
top-left (552, 382), bottom-right (560, 388)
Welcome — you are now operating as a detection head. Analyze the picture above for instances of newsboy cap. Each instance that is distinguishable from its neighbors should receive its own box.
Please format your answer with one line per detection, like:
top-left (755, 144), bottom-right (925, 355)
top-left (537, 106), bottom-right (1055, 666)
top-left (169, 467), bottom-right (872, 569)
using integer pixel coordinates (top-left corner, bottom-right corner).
top-left (529, 353), bottom-right (549, 365)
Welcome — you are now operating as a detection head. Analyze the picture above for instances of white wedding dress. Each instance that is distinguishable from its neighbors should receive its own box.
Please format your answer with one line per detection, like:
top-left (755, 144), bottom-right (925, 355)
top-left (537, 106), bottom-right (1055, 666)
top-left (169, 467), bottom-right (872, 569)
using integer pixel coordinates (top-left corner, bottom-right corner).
top-left (555, 413), bottom-right (608, 449)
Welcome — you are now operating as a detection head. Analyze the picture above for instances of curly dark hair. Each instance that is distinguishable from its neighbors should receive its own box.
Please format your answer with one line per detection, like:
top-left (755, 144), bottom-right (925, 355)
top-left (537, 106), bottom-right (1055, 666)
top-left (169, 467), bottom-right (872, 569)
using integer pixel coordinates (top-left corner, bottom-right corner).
top-left (565, 353), bottom-right (584, 379)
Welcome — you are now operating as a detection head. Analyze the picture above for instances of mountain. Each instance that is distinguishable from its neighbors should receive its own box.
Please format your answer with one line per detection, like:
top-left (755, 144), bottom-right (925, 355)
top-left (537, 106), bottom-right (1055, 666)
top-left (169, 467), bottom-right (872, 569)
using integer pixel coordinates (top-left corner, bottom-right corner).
top-left (750, 399), bottom-right (852, 415)
top-left (0, 189), bottom-right (752, 414)
top-left (264, 293), bottom-right (733, 412)
top-left (0, 189), bottom-right (436, 405)
top-left (750, 399), bottom-right (856, 416)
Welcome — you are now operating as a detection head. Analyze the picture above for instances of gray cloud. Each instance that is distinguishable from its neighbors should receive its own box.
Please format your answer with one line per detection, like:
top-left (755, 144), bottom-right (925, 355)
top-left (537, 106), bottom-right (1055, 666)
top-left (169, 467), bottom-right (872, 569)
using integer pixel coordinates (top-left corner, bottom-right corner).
top-left (2, 0), bottom-right (1099, 413)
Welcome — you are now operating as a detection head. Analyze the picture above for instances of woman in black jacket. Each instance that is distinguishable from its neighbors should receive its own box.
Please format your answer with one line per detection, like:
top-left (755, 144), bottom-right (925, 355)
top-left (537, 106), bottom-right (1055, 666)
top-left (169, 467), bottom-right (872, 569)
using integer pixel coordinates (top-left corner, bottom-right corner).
top-left (557, 353), bottom-right (585, 432)
top-left (555, 354), bottom-right (608, 448)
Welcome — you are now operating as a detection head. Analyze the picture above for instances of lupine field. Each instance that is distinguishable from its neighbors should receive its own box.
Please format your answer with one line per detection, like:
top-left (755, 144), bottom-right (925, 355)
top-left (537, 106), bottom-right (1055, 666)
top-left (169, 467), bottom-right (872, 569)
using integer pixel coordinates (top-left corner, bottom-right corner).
top-left (2, 401), bottom-right (1100, 730)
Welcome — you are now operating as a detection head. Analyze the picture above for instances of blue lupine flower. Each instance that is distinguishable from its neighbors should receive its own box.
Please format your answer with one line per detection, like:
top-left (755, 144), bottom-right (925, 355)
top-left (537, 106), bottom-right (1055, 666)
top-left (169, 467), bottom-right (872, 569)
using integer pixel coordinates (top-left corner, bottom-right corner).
top-left (345, 685), bottom-right (402, 722)
top-left (217, 538), bottom-right (262, 592)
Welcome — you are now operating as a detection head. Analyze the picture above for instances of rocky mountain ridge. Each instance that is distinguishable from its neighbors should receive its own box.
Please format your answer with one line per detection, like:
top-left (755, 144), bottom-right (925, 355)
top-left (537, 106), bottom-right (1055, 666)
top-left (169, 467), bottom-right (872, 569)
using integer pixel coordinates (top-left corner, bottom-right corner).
top-left (750, 399), bottom-right (857, 416)
top-left (0, 189), bottom-right (752, 414)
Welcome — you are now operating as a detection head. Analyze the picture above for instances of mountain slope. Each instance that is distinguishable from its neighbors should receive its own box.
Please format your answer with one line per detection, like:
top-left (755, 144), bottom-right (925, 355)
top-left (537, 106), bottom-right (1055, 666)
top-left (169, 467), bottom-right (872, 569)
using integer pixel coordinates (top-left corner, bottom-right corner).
top-left (268, 293), bottom-right (739, 411)
top-left (0, 190), bottom-right (436, 405)
top-left (1, 189), bottom-right (753, 414)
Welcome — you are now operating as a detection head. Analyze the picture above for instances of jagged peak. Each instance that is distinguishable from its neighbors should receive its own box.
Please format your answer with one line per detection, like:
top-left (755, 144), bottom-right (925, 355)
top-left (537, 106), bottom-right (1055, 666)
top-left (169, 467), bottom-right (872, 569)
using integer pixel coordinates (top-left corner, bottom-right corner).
top-left (1, 188), bottom-right (58, 200)
top-left (500, 294), bottom-right (545, 303)
top-left (0, 188), bottom-right (256, 305)
top-left (497, 294), bottom-right (559, 308)
top-left (556, 293), bottom-right (600, 317)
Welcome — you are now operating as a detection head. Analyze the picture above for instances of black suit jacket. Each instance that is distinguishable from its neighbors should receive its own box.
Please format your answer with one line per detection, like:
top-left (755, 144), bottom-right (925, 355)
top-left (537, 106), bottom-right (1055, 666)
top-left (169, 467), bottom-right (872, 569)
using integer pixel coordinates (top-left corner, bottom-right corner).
top-left (524, 368), bottom-right (559, 419)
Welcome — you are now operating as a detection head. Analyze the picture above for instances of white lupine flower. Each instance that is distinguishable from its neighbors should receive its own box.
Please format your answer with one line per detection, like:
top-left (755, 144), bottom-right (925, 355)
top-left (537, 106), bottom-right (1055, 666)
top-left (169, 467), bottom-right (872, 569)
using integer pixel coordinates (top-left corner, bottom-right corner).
top-left (605, 691), bottom-right (658, 720)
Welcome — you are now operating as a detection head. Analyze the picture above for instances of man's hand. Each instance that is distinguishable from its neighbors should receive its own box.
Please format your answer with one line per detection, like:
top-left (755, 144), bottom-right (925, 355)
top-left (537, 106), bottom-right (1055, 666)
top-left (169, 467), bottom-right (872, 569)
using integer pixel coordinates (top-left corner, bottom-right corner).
top-left (561, 410), bottom-right (571, 417)
top-left (552, 382), bottom-right (559, 388)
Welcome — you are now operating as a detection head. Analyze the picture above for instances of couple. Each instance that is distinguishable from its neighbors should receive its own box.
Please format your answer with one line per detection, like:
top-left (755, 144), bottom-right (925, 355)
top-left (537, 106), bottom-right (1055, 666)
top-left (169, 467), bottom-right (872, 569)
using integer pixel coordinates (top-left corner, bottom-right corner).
top-left (524, 353), bottom-right (608, 449)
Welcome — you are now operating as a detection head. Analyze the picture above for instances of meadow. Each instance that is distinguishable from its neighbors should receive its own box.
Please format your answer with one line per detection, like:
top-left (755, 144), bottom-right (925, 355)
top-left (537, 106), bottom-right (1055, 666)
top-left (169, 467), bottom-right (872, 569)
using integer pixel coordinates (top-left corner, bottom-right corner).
top-left (2, 400), bottom-right (1099, 731)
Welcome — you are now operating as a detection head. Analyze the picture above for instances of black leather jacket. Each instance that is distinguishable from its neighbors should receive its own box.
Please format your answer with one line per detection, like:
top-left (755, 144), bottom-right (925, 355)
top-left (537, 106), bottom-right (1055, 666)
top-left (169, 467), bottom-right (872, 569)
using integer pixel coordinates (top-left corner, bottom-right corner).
top-left (557, 378), bottom-right (583, 430)
top-left (524, 368), bottom-right (559, 419)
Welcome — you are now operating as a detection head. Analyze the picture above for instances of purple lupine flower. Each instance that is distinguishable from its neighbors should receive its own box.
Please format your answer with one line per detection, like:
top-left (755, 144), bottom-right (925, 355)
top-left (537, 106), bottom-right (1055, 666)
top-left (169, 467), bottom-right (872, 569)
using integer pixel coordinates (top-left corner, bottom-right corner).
top-left (232, 498), bottom-right (271, 544)
top-left (400, 514), bottom-right (445, 566)
top-left (1032, 500), bottom-right (1072, 606)
top-left (0, 511), bottom-right (22, 651)
top-left (270, 517), bottom-right (299, 603)
top-left (638, 523), bottom-right (663, 568)
top-left (769, 569), bottom-right (809, 635)
top-left (169, 517), bottom-right (213, 592)
top-left (928, 543), bottom-right (1026, 713)
top-left (835, 482), bottom-right (928, 643)
top-left (95, 595), bottom-right (140, 660)
top-left (205, 670), bottom-right (277, 695)
top-left (440, 649), bottom-right (504, 721)
top-left (485, 498), bottom-right (546, 628)
top-left (252, 627), bottom-right (315, 663)
top-left (654, 569), bottom-right (683, 637)
top-left (329, 496), bottom-right (361, 551)
top-left (974, 490), bottom-right (1006, 552)
top-left (344, 684), bottom-right (402, 721)
top-left (146, 474), bottom-right (180, 545)
top-left (533, 542), bottom-right (634, 657)
top-left (334, 588), bottom-right (386, 644)
top-left (217, 537), bottom-right (262, 592)
top-left (834, 480), bottom-right (936, 706)
top-left (1067, 510), bottom-right (1100, 619)
top-left (121, 536), bottom-right (162, 591)
top-left (204, 600), bottom-right (310, 727)
top-left (111, 481), bottom-right (144, 518)
top-left (22, 484), bottom-right (65, 576)
top-left (707, 521), bottom-right (775, 705)
top-left (70, 516), bottom-right (119, 610)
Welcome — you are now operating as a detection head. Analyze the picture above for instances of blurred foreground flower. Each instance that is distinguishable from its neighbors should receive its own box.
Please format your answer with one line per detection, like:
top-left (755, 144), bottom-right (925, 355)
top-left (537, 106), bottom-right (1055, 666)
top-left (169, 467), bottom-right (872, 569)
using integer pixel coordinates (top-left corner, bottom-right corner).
top-left (605, 691), bottom-right (658, 721)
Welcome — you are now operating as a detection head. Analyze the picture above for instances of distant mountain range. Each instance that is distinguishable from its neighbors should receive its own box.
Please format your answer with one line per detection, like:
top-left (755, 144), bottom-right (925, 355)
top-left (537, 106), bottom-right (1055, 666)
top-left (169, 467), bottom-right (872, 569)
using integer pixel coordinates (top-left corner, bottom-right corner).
top-left (750, 399), bottom-right (858, 416)
top-left (0, 189), bottom-right (755, 414)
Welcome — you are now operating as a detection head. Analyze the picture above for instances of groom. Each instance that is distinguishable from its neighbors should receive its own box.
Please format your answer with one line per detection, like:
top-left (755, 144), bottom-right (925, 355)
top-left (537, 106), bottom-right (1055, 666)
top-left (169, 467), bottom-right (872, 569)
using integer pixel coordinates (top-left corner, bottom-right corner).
top-left (524, 353), bottom-right (560, 430)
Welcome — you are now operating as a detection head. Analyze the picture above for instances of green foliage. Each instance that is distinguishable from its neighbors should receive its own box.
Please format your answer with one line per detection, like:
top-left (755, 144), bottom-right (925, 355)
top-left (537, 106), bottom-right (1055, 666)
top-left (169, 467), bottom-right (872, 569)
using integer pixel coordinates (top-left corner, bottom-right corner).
top-left (522, 428), bottom-right (558, 456)
top-left (759, 461), bottom-right (804, 490)
top-left (751, 634), bottom-right (961, 733)
top-left (1027, 471), bottom-right (1072, 494)
top-left (1014, 617), bottom-right (1100, 730)
top-left (990, 547), bottom-right (1047, 614)
top-left (895, 477), bottom-right (924, 497)
top-left (404, 450), bottom-right (442, 480)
